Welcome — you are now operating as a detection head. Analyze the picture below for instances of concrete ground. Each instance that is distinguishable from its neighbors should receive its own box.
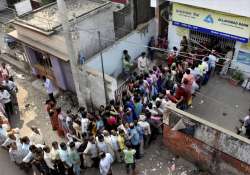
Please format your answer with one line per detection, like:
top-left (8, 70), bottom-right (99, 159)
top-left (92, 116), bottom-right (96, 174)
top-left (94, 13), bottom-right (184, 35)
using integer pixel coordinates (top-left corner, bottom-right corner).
top-left (0, 149), bottom-right (27, 175)
top-left (0, 64), bottom-right (208, 175)
top-left (188, 75), bottom-right (250, 132)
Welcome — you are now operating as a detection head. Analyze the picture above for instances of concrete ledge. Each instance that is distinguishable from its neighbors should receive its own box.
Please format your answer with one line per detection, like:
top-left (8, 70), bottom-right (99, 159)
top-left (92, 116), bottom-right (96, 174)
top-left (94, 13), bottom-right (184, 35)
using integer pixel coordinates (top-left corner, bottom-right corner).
top-left (0, 53), bottom-right (30, 74)
top-left (163, 106), bottom-right (250, 174)
top-left (166, 105), bottom-right (250, 145)
top-left (163, 125), bottom-right (250, 175)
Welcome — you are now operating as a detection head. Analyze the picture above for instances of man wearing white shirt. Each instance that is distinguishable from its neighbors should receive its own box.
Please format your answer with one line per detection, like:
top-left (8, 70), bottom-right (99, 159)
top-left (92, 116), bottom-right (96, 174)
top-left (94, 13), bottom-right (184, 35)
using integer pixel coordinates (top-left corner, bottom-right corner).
top-left (138, 115), bottom-right (151, 148)
top-left (29, 126), bottom-right (45, 145)
top-left (2, 79), bottom-right (18, 105)
top-left (202, 58), bottom-right (209, 73)
top-left (2, 79), bottom-right (17, 92)
top-left (9, 142), bottom-right (24, 164)
top-left (1, 133), bottom-right (16, 148)
top-left (96, 135), bottom-right (109, 153)
top-left (110, 130), bottom-right (121, 162)
top-left (189, 64), bottom-right (201, 80)
top-left (83, 136), bottom-right (99, 168)
top-left (137, 52), bottom-right (148, 72)
top-left (99, 152), bottom-right (114, 175)
top-left (20, 136), bottom-right (31, 158)
top-left (208, 50), bottom-right (217, 76)
top-left (81, 113), bottom-right (90, 135)
top-left (0, 86), bottom-right (12, 117)
top-left (22, 144), bottom-right (45, 163)
top-left (42, 76), bottom-right (55, 102)
top-left (43, 146), bottom-right (56, 173)
top-left (201, 57), bottom-right (209, 85)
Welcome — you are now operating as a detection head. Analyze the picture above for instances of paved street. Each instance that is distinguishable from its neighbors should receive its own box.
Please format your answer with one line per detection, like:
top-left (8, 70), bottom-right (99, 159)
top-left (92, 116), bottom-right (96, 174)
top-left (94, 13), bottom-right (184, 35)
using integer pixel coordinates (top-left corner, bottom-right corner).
top-left (0, 149), bottom-right (27, 175)
top-left (189, 76), bottom-right (250, 132)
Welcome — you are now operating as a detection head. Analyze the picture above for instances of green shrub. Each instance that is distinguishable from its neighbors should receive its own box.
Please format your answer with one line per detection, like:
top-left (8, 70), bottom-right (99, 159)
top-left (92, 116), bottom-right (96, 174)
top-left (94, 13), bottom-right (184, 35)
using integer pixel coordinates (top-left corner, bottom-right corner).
top-left (232, 69), bottom-right (244, 82)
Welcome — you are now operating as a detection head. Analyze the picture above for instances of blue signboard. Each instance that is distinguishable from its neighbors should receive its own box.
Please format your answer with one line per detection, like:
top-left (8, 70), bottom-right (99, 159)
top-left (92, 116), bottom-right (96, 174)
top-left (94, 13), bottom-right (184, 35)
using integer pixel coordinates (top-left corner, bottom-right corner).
top-left (173, 21), bottom-right (249, 43)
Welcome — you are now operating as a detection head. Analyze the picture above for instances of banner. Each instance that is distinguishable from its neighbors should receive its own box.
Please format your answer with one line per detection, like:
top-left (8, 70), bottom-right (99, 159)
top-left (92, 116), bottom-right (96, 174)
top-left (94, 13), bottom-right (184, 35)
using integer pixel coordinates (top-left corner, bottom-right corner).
top-left (172, 3), bottom-right (250, 43)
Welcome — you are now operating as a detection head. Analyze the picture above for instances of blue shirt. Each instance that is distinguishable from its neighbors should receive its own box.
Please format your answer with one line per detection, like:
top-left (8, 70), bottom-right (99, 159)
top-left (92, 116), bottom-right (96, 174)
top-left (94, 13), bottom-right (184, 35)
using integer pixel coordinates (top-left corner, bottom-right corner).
top-left (135, 125), bottom-right (144, 141)
top-left (134, 102), bottom-right (143, 119)
top-left (96, 119), bottom-right (104, 130)
top-left (129, 128), bottom-right (140, 146)
top-left (59, 149), bottom-right (72, 167)
top-left (124, 114), bottom-right (133, 124)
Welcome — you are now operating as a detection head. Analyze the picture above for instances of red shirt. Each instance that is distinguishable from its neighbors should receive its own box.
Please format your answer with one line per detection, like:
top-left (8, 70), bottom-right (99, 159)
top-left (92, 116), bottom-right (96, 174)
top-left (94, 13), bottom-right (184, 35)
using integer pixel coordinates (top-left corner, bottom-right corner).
top-left (167, 53), bottom-right (175, 66)
top-left (107, 116), bottom-right (117, 126)
top-left (167, 94), bottom-right (177, 103)
top-left (175, 86), bottom-right (188, 101)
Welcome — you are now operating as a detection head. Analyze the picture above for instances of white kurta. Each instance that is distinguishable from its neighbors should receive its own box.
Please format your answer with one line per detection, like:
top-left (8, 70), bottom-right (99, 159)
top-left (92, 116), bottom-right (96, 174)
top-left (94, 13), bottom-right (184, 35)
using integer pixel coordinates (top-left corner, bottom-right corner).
top-left (99, 153), bottom-right (113, 175)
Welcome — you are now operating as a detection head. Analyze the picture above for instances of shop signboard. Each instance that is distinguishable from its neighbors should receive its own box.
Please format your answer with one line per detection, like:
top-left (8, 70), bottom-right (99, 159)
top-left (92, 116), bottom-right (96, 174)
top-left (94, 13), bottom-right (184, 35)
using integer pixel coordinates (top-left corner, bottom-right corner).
top-left (172, 3), bottom-right (250, 43)
top-left (237, 50), bottom-right (250, 66)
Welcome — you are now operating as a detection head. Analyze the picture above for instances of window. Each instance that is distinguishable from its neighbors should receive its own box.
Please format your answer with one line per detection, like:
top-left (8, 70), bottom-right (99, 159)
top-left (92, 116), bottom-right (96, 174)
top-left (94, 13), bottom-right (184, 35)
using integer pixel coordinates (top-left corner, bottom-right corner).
top-left (34, 50), bottom-right (52, 68)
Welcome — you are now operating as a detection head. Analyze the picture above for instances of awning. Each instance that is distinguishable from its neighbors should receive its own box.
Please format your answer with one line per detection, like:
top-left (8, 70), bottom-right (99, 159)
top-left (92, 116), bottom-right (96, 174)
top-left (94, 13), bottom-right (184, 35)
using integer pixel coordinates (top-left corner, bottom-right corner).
top-left (8, 30), bottom-right (69, 62)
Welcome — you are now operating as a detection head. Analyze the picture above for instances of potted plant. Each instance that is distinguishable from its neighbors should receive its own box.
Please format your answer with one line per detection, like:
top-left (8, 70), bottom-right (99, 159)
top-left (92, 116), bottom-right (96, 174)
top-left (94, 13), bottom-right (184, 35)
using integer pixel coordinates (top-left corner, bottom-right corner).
top-left (229, 69), bottom-right (244, 86)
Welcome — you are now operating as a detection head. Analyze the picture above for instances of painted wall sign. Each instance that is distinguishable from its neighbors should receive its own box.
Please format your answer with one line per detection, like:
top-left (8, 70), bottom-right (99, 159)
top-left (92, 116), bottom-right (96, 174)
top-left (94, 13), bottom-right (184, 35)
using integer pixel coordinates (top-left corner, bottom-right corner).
top-left (172, 3), bottom-right (250, 43)
top-left (237, 50), bottom-right (250, 66)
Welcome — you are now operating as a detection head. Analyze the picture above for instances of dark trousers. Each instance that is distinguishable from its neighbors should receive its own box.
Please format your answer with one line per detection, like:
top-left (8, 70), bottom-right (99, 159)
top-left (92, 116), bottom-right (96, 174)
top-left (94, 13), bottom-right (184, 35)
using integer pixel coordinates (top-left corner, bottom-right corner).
top-left (67, 166), bottom-right (74, 175)
top-left (55, 160), bottom-right (65, 175)
top-left (132, 143), bottom-right (140, 159)
top-left (48, 93), bottom-right (56, 103)
top-left (91, 157), bottom-right (100, 168)
top-left (126, 163), bottom-right (135, 174)
top-left (144, 134), bottom-right (151, 148)
top-left (50, 168), bottom-right (60, 175)
top-left (4, 101), bottom-right (13, 118)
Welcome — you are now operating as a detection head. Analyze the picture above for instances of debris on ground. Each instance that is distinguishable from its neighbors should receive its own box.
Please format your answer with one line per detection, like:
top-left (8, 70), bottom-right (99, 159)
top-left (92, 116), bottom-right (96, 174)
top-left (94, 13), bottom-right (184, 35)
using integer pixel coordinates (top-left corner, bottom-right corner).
top-left (199, 100), bottom-right (204, 104)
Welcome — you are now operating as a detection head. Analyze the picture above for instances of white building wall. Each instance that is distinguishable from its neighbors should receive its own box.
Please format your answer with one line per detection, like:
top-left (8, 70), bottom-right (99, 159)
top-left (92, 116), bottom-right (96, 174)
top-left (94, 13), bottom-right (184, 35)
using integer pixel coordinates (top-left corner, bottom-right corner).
top-left (167, 22), bottom-right (188, 50)
top-left (75, 5), bottom-right (116, 59)
top-left (78, 67), bottom-right (117, 107)
top-left (86, 19), bottom-right (156, 78)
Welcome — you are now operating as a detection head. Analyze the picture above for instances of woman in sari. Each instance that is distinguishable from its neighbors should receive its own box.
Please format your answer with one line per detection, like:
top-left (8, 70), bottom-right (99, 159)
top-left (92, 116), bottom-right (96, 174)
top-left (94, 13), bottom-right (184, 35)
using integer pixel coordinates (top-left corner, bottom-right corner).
top-left (56, 107), bottom-right (66, 137)
top-left (45, 100), bottom-right (58, 130)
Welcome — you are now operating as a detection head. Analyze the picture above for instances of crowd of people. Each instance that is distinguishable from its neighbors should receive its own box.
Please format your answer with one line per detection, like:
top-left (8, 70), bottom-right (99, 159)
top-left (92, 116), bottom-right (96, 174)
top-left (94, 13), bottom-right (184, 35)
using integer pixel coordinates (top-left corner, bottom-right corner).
top-left (0, 62), bottom-right (17, 120)
top-left (0, 35), bottom-right (244, 175)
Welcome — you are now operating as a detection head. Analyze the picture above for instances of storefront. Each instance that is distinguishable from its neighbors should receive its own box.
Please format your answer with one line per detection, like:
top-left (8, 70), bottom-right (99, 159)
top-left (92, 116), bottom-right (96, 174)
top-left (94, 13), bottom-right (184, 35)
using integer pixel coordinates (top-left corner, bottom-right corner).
top-left (167, 2), bottom-right (250, 76)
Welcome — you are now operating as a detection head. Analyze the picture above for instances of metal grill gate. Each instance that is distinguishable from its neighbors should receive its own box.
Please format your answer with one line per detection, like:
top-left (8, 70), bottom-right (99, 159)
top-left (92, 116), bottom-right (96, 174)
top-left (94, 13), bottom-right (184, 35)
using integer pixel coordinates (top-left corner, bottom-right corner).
top-left (189, 30), bottom-right (236, 50)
